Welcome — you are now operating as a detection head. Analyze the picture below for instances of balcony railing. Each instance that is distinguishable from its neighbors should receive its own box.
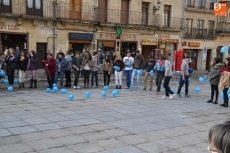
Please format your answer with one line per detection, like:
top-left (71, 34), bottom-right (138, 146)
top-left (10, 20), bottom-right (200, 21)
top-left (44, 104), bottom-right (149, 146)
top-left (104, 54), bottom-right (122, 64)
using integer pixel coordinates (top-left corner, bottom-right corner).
top-left (153, 15), bottom-right (182, 31)
top-left (185, 0), bottom-right (215, 11)
top-left (216, 22), bottom-right (230, 34)
top-left (184, 28), bottom-right (216, 39)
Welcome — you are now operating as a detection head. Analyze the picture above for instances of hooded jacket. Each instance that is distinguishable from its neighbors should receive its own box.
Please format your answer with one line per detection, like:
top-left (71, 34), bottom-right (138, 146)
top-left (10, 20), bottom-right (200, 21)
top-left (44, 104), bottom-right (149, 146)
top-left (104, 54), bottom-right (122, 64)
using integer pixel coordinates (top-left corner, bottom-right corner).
top-left (209, 63), bottom-right (223, 85)
top-left (134, 55), bottom-right (145, 69)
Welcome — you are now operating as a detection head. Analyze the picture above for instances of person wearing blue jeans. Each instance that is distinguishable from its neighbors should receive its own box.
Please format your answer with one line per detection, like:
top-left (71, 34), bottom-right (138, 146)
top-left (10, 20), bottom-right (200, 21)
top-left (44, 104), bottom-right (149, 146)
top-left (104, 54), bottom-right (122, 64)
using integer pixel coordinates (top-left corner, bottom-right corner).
top-left (123, 51), bottom-right (134, 89)
top-left (55, 52), bottom-right (66, 87)
top-left (130, 50), bottom-right (145, 90)
top-left (91, 52), bottom-right (99, 87)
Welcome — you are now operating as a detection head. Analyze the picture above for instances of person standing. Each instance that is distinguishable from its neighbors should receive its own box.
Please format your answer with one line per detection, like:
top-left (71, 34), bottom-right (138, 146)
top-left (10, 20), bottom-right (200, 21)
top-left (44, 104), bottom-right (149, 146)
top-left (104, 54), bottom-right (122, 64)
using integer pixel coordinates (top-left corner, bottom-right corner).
top-left (91, 52), bottom-right (99, 88)
top-left (154, 57), bottom-right (165, 95)
top-left (72, 51), bottom-right (82, 89)
top-left (15, 46), bottom-right (21, 63)
top-left (98, 50), bottom-right (104, 74)
top-left (162, 57), bottom-right (175, 99)
top-left (114, 54), bottom-right (124, 89)
top-left (123, 51), bottom-right (134, 89)
top-left (142, 55), bottom-right (156, 91)
top-left (130, 50), bottom-right (145, 90)
top-left (207, 57), bottom-right (222, 104)
top-left (43, 53), bottom-right (56, 89)
top-left (64, 51), bottom-right (72, 87)
top-left (55, 52), bottom-right (66, 87)
top-left (177, 54), bottom-right (191, 98)
top-left (80, 49), bottom-right (86, 77)
top-left (102, 55), bottom-right (113, 86)
top-left (28, 50), bottom-right (38, 88)
top-left (17, 51), bottom-right (29, 88)
top-left (82, 53), bottom-right (92, 88)
top-left (5, 48), bottom-right (16, 86)
top-left (219, 57), bottom-right (230, 107)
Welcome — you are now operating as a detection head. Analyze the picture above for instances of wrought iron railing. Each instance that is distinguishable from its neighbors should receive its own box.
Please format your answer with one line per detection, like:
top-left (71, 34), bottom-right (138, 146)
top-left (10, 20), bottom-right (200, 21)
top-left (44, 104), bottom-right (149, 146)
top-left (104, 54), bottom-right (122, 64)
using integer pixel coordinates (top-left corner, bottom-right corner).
top-left (185, 0), bottom-right (216, 11)
top-left (216, 22), bottom-right (230, 34)
top-left (153, 15), bottom-right (182, 30)
top-left (184, 28), bottom-right (216, 39)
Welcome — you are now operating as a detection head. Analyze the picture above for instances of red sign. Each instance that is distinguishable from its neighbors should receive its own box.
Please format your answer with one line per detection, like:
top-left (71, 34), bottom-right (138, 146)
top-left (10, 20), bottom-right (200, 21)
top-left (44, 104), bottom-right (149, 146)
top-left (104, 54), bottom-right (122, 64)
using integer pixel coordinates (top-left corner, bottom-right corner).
top-left (214, 3), bottom-right (227, 16)
top-left (0, 24), bottom-right (19, 31)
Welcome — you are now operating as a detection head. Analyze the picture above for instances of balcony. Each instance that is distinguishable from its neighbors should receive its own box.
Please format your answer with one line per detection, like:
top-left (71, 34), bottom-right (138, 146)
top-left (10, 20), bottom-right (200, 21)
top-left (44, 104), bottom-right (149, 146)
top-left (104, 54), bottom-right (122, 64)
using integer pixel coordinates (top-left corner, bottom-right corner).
top-left (153, 15), bottom-right (182, 31)
top-left (184, 28), bottom-right (216, 39)
top-left (216, 22), bottom-right (230, 34)
top-left (185, 1), bottom-right (214, 13)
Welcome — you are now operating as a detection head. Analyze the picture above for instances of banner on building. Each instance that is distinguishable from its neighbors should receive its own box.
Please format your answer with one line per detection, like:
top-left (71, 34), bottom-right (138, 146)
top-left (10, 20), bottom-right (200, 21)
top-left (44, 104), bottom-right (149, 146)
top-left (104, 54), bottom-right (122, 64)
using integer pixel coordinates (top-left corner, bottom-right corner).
top-left (214, 3), bottom-right (227, 16)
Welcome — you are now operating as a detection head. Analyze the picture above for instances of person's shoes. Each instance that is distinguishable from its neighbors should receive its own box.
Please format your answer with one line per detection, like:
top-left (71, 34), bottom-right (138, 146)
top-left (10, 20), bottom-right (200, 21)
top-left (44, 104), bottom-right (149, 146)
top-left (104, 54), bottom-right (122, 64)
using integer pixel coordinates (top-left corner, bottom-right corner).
top-left (129, 87), bottom-right (133, 90)
top-left (220, 104), bottom-right (225, 106)
top-left (29, 79), bottom-right (33, 88)
top-left (126, 86), bottom-right (129, 89)
top-left (223, 104), bottom-right (229, 107)
top-left (162, 95), bottom-right (169, 99)
top-left (73, 86), bottom-right (77, 89)
top-left (185, 94), bottom-right (191, 98)
top-left (19, 83), bottom-right (22, 88)
top-left (142, 88), bottom-right (146, 90)
top-left (177, 94), bottom-right (182, 98)
top-left (213, 101), bottom-right (218, 104)
top-left (33, 80), bottom-right (37, 89)
top-left (63, 84), bottom-right (68, 87)
top-left (77, 86), bottom-right (81, 89)
top-left (119, 86), bottom-right (121, 89)
top-left (115, 85), bottom-right (118, 89)
top-left (207, 99), bottom-right (213, 103)
top-left (22, 82), bottom-right (25, 88)
top-left (170, 94), bottom-right (176, 99)
top-left (156, 91), bottom-right (160, 95)
top-left (91, 86), bottom-right (94, 88)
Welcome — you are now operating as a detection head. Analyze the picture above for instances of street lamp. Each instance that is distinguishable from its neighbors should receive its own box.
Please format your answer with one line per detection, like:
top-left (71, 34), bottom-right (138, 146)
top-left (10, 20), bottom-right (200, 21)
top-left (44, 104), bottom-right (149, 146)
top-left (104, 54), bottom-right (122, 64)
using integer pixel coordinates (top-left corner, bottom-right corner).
top-left (153, 0), bottom-right (161, 14)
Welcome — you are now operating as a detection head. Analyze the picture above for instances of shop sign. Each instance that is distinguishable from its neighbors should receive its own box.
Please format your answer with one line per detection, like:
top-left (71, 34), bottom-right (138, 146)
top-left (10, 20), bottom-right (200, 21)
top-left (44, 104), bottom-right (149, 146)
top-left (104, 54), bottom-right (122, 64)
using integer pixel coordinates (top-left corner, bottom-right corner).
top-left (188, 42), bottom-right (200, 47)
top-left (182, 41), bottom-right (187, 46)
top-left (158, 34), bottom-right (170, 39)
top-left (99, 33), bottom-right (136, 40)
top-left (214, 3), bottom-right (227, 16)
top-left (142, 38), bottom-right (158, 45)
top-left (0, 24), bottom-right (19, 31)
top-left (69, 33), bottom-right (93, 40)
top-left (159, 39), bottom-right (179, 43)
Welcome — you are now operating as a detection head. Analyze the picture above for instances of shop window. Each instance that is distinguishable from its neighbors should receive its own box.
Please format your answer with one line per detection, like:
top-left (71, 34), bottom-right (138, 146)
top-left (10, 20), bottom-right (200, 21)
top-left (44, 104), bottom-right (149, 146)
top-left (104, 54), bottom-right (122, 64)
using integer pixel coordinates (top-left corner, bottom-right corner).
top-left (0, 0), bottom-right (12, 13)
top-left (26, 0), bottom-right (42, 16)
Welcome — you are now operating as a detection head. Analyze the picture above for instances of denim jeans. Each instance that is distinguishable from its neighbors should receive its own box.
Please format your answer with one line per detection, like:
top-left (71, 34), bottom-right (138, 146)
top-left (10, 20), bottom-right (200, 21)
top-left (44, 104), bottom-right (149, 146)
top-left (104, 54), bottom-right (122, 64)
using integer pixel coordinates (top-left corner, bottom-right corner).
top-left (130, 69), bottom-right (141, 89)
top-left (125, 70), bottom-right (133, 88)
top-left (91, 71), bottom-right (98, 87)
top-left (177, 75), bottom-right (189, 95)
top-left (163, 76), bottom-right (174, 97)
top-left (55, 71), bottom-right (64, 86)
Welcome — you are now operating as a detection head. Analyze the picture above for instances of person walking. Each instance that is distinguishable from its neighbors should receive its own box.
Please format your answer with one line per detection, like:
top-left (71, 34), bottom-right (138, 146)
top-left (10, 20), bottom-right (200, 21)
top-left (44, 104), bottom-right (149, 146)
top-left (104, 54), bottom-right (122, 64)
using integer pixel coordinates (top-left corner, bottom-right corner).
top-left (28, 50), bottom-right (38, 88)
top-left (142, 55), bottom-right (156, 91)
top-left (43, 53), bottom-right (56, 89)
top-left (63, 51), bottom-right (72, 87)
top-left (72, 51), bottom-right (82, 89)
top-left (207, 57), bottom-right (222, 104)
top-left (154, 57), bottom-right (165, 95)
top-left (177, 54), bottom-right (191, 98)
top-left (91, 52), bottom-right (99, 88)
top-left (130, 50), bottom-right (145, 90)
top-left (114, 54), bottom-right (124, 89)
top-left (219, 57), bottom-right (230, 107)
top-left (123, 51), bottom-right (134, 89)
top-left (55, 52), bottom-right (66, 87)
top-left (82, 52), bottom-right (92, 88)
top-left (162, 57), bottom-right (175, 99)
top-left (5, 48), bottom-right (17, 87)
top-left (102, 55), bottom-right (113, 86)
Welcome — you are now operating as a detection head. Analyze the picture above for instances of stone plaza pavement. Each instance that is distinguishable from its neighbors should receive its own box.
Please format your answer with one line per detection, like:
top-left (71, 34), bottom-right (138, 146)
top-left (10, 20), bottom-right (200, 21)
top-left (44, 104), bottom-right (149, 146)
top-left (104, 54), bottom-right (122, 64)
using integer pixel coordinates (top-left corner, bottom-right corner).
top-left (0, 78), bottom-right (229, 153)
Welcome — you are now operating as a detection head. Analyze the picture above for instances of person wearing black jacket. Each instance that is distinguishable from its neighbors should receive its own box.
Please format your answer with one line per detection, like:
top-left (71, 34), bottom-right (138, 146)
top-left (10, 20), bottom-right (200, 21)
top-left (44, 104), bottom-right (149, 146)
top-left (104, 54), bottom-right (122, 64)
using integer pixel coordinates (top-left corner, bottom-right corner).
top-left (17, 51), bottom-right (29, 88)
top-left (114, 54), bottom-right (124, 89)
top-left (72, 51), bottom-right (82, 89)
top-left (142, 56), bottom-right (156, 91)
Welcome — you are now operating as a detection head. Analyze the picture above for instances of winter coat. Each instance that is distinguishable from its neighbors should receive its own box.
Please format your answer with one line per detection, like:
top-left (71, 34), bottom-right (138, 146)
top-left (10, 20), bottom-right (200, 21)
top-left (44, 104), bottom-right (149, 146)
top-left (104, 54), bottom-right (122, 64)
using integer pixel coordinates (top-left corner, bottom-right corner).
top-left (65, 55), bottom-right (72, 71)
top-left (142, 60), bottom-right (156, 72)
top-left (5, 55), bottom-right (16, 73)
top-left (72, 57), bottom-right (82, 72)
top-left (17, 56), bottom-right (29, 72)
top-left (209, 63), bottom-right (223, 85)
top-left (43, 57), bottom-right (56, 75)
top-left (28, 56), bottom-right (38, 71)
top-left (219, 72), bottom-right (230, 90)
top-left (133, 55), bottom-right (145, 69)
top-left (56, 58), bottom-right (67, 72)
top-left (102, 60), bottom-right (113, 72)
top-left (113, 59), bottom-right (124, 72)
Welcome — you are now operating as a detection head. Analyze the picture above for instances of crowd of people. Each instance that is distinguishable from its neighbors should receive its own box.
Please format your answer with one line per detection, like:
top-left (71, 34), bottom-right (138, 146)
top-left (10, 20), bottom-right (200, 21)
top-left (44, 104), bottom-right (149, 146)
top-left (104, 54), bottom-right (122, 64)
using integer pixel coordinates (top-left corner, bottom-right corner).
top-left (0, 47), bottom-right (230, 108)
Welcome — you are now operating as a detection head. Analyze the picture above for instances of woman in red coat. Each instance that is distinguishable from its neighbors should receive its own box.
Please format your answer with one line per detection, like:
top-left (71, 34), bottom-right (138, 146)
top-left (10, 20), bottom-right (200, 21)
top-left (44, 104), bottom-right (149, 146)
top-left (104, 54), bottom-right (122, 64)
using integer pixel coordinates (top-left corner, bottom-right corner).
top-left (43, 53), bottom-right (56, 89)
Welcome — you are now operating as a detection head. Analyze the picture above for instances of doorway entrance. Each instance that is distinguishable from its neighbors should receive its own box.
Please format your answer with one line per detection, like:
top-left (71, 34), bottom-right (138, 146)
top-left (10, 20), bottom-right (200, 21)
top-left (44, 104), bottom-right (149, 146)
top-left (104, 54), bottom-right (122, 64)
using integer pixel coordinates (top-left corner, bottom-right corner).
top-left (121, 42), bottom-right (137, 58)
top-left (206, 49), bottom-right (212, 70)
top-left (36, 43), bottom-right (47, 69)
top-left (0, 33), bottom-right (27, 53)
top-left (184, 49), bottom-right (198, 70)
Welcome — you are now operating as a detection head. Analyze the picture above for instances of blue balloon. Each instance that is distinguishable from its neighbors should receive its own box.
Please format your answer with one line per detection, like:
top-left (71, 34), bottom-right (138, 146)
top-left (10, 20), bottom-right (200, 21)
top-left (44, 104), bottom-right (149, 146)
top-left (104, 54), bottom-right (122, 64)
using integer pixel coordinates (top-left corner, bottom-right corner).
top-left (112, 90), bottom-right (117, 97)
top-left (203, 76), bottom-right (207, 80)
top-left (68, 94), bottom-right (74, 101)
top-left (150, 70), bottom-right (154, 77)
top-left (103, 86), bottom-right (109, 90)
top-left (53, 87), bottom-right (58, 93)
top-left (114, 89), bottom-right (119, 95)
top-left (189, 78), bottom-right (191, 82)
top-left (46, 88), bottom-right (51, 93)
top-left (3, 79), bottom-right (8, 84)
top-left (60, 89), bottom-right (67, 94)
top-left (126, 61), bottom-right (131, 67)
top-left (160, 85), bottom-right (163, 89)
top-left (7, 86), bottom-right (13, 92)
top-left (221, 92), bottom-right (224, 98)
top-left (221, 46), bottom-right (228, 53)
top-left (195, 87), bottom-right (201, 92)
top-left (101, 91), bottom-right (106, 97)
top-left (199, 77), bottom-right (204, 83)
top-left (113, 66), bottom-right (120, 71)
top-left (172, 71), bottom-right (176, 75)
top-left (53, 83), bottom-right (57, 87)
top-left (85, 92), bottom-right (91, 98)
top-left (137, 70), bottom-right (142, 76)
top-left (228, 89), bottom-right (230, 94)
top-left (0, 70), bottom-right (5, 76)
top-left (228, 94), bottom-right (230, 99)
top-left (14, 79), bottom-right (19, 84)
top-left (170, 88), bottom-right (174, 92)
top-left (188, 68), bottom-right (193, 75)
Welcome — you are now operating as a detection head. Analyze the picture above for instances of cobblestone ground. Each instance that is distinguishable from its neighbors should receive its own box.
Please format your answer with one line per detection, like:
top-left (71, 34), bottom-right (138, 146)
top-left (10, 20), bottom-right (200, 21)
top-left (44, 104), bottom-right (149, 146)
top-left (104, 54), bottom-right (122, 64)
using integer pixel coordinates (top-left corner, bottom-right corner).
top-left (0, 77), bottom-right (229, 153)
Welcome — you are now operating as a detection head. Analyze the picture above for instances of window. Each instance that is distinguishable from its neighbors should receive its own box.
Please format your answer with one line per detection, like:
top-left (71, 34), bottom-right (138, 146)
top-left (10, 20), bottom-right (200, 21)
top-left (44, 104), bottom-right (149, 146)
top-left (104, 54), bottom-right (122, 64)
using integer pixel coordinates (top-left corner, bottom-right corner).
top-left (187, 0), bottom-right (195, 7)
top-left (163, 5), bottom-right (171, 27)
top-left (142, 2), bottom-right (149, 25)
top-left (197, 20), bottom-right (204, 37)
top-left (185, 19), bottom-right (193, 37)
top-left (27, 0), bottom-right (41, 9)
top-left (209, 0), bottom-right (217, 10)
top-left (209, 21), bottom-right (214, 29)
top-left (3, 0), bottom-right (10, 5)
top-left (198, 0), bottom-right (206, 9)
top-left (208, 21), bottom-right (215, 38)
top-left (0, 0), bottom-right (12, 13)
top-left (26, 0), bottom-right (42, 16)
